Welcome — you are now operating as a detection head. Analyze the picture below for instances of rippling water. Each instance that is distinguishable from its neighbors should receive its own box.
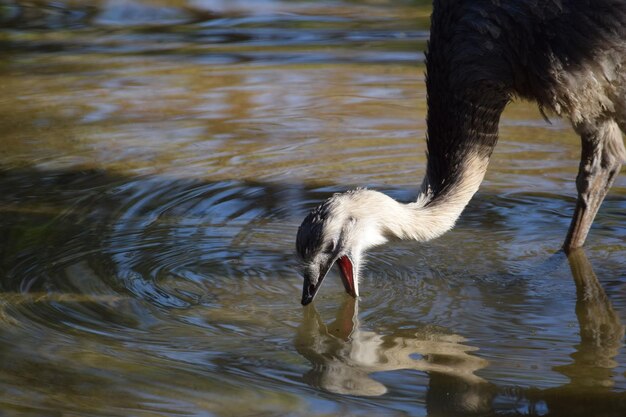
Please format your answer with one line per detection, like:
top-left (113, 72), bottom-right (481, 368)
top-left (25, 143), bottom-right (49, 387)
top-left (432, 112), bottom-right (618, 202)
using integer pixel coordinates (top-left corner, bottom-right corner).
top-left (0, 1), bottom-right (625, 416)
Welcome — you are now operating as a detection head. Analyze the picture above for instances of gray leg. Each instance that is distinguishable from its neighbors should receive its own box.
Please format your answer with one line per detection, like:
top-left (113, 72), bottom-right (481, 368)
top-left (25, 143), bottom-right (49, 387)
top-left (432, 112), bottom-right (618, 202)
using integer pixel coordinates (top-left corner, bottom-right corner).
top-left (564, 119), bottom-right (625, 252)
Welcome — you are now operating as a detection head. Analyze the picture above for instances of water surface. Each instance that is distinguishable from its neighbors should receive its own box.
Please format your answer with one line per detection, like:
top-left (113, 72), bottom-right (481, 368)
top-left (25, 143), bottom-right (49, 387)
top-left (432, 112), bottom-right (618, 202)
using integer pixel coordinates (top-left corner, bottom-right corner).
top-left (0, 1), bottom-right (625, 416)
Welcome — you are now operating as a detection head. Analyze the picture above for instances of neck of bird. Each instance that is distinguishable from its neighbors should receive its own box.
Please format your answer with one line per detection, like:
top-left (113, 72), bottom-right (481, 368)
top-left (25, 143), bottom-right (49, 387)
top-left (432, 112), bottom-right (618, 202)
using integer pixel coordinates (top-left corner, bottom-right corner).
top-left (379, 91), bottom-right (507, 243)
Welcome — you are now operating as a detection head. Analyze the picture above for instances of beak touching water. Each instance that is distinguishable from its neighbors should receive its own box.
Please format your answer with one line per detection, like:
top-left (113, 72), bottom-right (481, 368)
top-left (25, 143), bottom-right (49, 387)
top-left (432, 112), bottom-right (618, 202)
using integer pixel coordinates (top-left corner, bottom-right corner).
top-left (301, 255), bottom-right (357, 305)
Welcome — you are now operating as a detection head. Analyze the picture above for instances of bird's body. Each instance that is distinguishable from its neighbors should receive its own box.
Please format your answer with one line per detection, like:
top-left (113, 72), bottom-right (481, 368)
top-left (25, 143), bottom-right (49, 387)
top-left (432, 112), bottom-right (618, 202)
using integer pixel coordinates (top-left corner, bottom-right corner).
top-left (297, 0), bottom-right (626, 305)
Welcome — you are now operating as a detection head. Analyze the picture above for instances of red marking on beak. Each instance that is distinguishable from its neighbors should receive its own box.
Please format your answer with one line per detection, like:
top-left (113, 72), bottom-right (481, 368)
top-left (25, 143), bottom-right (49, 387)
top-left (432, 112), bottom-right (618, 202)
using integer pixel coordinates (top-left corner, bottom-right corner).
top-left (337, 256), bottom-right (356, 297)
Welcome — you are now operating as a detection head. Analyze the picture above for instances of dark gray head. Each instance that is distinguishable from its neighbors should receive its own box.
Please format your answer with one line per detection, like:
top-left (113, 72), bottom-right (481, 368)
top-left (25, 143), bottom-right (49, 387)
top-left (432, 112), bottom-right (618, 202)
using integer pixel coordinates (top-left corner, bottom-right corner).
top-left (296, 189), bottom-right (392, 305)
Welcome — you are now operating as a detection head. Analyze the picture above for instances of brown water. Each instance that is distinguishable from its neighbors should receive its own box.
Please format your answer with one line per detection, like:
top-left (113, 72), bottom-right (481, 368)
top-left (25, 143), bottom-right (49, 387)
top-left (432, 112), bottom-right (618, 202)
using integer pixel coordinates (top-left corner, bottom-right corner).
top-left (0, 1), bottom-right (625, 416)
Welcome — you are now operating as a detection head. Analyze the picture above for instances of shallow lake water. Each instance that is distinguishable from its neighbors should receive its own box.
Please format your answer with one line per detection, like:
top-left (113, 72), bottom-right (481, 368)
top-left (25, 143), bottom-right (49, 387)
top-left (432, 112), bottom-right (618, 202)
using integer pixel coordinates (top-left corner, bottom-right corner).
top-left (0, 1), bottom-right (625, 416)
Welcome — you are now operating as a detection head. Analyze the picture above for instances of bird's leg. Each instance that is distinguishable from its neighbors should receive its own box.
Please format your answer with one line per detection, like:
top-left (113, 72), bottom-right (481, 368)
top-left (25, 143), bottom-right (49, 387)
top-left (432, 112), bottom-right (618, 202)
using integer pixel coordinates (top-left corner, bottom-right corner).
top-left (564, 120), bottom-right (625, 252)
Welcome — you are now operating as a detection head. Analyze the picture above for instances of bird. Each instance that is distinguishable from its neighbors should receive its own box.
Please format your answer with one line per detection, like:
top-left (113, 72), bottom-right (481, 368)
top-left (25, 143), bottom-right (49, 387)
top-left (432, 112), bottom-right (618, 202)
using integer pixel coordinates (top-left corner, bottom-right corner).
top-left (296, 0), bottom-right (626, 305)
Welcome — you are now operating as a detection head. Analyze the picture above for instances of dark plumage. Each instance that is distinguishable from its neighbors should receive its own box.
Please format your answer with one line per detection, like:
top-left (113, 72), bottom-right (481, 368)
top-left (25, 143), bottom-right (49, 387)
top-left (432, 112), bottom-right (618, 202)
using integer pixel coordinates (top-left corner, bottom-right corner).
top-left (296, 0), bottom-right (626, 305)
top-left (425, 0), bottom-right (625, 247)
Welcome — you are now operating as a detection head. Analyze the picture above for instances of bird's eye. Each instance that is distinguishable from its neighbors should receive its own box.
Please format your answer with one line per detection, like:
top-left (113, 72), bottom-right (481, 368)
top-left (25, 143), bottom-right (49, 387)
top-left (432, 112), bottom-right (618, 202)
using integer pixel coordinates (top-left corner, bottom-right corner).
top-left (324, 241), bottom-right (335, 254)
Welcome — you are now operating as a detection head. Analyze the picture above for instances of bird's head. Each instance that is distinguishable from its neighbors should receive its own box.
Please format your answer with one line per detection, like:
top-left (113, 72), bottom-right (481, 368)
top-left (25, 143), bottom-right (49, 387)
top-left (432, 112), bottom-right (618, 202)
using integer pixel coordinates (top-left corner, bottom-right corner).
top-left (296, 189), bottom-right (390, 305)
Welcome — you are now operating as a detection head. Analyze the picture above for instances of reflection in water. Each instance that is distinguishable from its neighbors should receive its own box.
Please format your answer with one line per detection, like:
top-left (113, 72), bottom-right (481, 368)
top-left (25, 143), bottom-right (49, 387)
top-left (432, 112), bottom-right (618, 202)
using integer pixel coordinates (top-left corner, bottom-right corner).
top-left (296, 250), bottom-right (626, 416)
top-left (295, 298), bottom-right (490, 403)
top-left (0, 1), bottom-right (625, 415)
top-left (533, 249), bottom-right (626, 416)
top-left (503, 250), bottom-right (626, 416)
top-left (558, 249), bottom-right (625, 389)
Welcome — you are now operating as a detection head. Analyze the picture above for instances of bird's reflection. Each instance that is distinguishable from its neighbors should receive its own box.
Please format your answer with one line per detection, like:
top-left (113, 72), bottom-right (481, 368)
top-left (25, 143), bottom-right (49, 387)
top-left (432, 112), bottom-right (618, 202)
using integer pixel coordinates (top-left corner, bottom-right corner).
top-left (519, 249), bottom-right (626, 416)
top-left (296, 248), bottom-right (625, 415)
top-left (555, 249), bottom-right (625, 387)
top-left (295, 297), bottom-right (489, 397)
